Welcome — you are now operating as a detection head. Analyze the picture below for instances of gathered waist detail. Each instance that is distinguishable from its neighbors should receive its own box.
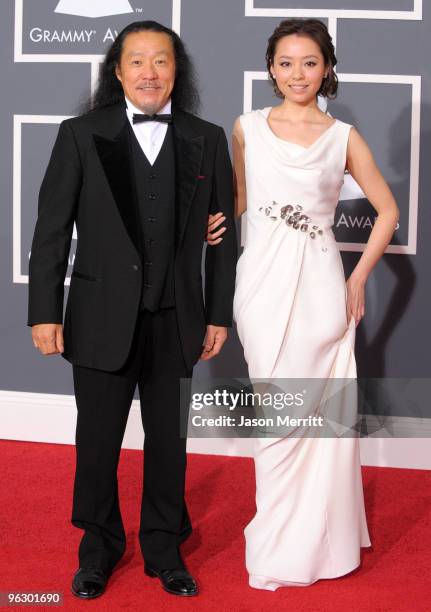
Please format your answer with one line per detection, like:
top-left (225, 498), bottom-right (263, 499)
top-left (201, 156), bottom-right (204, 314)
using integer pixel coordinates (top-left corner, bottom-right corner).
top-left (259, 201), bottom-right (330, 252)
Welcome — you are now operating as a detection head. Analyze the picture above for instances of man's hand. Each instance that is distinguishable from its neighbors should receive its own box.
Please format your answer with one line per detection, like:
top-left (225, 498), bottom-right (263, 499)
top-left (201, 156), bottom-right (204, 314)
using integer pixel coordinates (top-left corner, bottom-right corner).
top-left (32, 323), bottom-right (64, 355)
top-left (200, 325), bottom-right (228, 360)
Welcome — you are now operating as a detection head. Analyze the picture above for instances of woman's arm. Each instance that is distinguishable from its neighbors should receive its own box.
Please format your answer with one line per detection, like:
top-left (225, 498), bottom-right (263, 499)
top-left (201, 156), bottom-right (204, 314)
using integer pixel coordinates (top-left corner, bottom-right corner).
top-left (345, 127), bottom-right (400, 324)
top-left (232, 117), bottom-right (247, 219)
top-left (206, 117), bottom-right (247, 244)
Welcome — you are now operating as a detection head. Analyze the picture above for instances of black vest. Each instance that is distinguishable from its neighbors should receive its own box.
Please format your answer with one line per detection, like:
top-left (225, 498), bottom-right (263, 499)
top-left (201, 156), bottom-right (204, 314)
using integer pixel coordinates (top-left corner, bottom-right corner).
top-left (129, 124), bottom-right (176, 311)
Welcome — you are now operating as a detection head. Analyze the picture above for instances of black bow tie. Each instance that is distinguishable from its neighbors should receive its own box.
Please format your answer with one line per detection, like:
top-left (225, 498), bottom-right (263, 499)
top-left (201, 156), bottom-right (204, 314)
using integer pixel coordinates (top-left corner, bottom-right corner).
top-left (132, 113), bottom-right (172, 125)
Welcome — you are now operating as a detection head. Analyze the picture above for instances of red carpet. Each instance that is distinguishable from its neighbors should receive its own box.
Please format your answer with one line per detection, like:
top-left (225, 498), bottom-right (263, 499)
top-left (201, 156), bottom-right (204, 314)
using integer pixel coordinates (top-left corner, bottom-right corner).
top-left (0, 440), bottom-right (430, 611)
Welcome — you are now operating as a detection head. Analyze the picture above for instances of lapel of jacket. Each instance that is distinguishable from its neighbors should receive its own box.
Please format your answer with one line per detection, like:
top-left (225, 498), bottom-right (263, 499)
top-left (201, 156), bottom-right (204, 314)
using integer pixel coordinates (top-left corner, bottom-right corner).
top-left (92, 104), bottom-right (204, 255)
top-left (172, 108), bottom-right (204, 250)
top-left (92, 103), bottom-right (141, 258)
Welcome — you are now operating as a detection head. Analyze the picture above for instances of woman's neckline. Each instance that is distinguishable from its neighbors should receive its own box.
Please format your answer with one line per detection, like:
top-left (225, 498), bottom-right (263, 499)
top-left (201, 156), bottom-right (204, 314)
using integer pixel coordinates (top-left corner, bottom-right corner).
top-left (261, 106), bottom-right (338, 150)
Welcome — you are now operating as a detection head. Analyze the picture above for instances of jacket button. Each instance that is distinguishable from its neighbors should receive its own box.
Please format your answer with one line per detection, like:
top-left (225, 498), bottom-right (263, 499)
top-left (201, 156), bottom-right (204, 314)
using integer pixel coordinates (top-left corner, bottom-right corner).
top-left (132, 264), bottom-right (139, 271)
top-left (149, 193), bottom-right (156, 200)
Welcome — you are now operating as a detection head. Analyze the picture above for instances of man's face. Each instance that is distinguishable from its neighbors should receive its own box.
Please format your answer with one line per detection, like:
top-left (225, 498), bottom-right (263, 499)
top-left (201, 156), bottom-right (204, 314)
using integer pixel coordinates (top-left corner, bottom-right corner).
top-left (115, 30), bottom-right (176, 114)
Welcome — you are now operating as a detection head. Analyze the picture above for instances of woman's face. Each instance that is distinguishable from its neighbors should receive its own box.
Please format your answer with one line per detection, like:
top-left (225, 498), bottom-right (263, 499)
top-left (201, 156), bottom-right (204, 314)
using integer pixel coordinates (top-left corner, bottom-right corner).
top-left (270, 34), bottom-right (328, 102)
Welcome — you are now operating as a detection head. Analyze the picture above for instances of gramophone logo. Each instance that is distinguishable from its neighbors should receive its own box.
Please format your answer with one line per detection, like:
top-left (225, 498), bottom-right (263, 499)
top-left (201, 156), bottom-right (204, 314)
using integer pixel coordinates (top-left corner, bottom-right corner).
top-left (54, 0), bottom-right (134, 18)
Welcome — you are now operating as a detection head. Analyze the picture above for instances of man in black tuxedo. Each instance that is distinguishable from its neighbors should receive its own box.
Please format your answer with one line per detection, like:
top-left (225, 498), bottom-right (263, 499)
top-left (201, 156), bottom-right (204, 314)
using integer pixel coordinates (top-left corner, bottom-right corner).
top-left (28, 21), bottom-right (237, 599)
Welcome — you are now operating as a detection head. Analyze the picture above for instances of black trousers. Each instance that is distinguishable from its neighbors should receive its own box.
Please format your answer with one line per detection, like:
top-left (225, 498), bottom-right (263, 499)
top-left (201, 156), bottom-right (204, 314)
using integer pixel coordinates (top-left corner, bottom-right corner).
top-left (71, 307), bottom-right (193, 572)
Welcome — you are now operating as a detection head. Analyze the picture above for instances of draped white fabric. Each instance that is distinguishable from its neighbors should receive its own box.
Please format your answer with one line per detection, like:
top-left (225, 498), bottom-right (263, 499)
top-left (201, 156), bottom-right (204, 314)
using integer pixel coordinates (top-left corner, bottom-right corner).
top-left (233, 108), bottom-right (371, 589)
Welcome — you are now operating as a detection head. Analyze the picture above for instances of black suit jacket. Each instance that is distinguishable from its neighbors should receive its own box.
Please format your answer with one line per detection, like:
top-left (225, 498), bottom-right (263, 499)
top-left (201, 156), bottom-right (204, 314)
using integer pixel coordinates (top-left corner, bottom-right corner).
top-left (27, 103), bottom-right (237, 371)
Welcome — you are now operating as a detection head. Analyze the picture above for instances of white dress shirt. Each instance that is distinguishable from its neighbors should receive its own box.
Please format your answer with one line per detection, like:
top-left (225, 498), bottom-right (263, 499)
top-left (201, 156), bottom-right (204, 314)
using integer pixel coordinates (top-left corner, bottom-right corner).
top-left (125, 96), bottom-right (172, 166)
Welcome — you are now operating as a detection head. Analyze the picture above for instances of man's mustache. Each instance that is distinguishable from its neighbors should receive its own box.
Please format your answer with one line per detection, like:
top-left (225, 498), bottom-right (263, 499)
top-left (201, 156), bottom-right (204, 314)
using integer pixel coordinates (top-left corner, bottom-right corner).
top-left (136, 82), bottom-right (162, 89)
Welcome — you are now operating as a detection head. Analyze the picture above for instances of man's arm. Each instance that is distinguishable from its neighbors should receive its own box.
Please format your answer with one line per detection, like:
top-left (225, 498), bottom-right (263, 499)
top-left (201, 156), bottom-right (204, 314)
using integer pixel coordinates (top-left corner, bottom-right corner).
top-left (28, 120), bottom-right (82, 327)
top-left (204, 127), bottom-right (237, 328)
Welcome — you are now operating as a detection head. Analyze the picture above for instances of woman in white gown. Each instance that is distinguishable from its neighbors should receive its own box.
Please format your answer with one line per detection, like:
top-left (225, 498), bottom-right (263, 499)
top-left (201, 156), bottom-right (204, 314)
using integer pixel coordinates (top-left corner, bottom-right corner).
top-left (207, 19), bottom-right (399, 590)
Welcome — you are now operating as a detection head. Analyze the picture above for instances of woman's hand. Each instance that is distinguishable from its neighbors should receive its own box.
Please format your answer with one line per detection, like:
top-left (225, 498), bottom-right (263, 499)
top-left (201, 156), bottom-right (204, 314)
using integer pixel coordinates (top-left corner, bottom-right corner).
top-left (346, 274), bottom-right (366, 326)
top-left (206, 212), bottom-right (226, 245)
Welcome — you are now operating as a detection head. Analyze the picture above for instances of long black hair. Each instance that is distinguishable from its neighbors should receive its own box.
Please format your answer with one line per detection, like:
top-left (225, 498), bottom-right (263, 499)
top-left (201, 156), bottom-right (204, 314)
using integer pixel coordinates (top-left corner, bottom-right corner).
top-left (80, 20), bottom-right (200, 114)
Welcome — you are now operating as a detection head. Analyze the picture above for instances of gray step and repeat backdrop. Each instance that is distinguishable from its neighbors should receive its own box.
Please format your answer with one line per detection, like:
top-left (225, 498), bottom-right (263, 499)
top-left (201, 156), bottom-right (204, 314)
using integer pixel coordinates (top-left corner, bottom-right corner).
top-left (1, 1), bottom-right (430, 425)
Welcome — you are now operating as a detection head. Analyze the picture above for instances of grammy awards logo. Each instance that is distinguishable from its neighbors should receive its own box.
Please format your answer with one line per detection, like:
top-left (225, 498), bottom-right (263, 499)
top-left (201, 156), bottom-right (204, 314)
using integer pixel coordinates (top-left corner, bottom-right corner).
top-left (54, 0), bottom-right (134, 18)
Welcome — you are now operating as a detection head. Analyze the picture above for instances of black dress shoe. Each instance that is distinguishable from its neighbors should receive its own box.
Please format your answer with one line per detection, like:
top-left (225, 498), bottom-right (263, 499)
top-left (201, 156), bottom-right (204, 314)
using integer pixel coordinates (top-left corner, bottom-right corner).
top-left (145, 565), bottom-right (198, 596)
top-left (71, 566), bottom-right (110, 599)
